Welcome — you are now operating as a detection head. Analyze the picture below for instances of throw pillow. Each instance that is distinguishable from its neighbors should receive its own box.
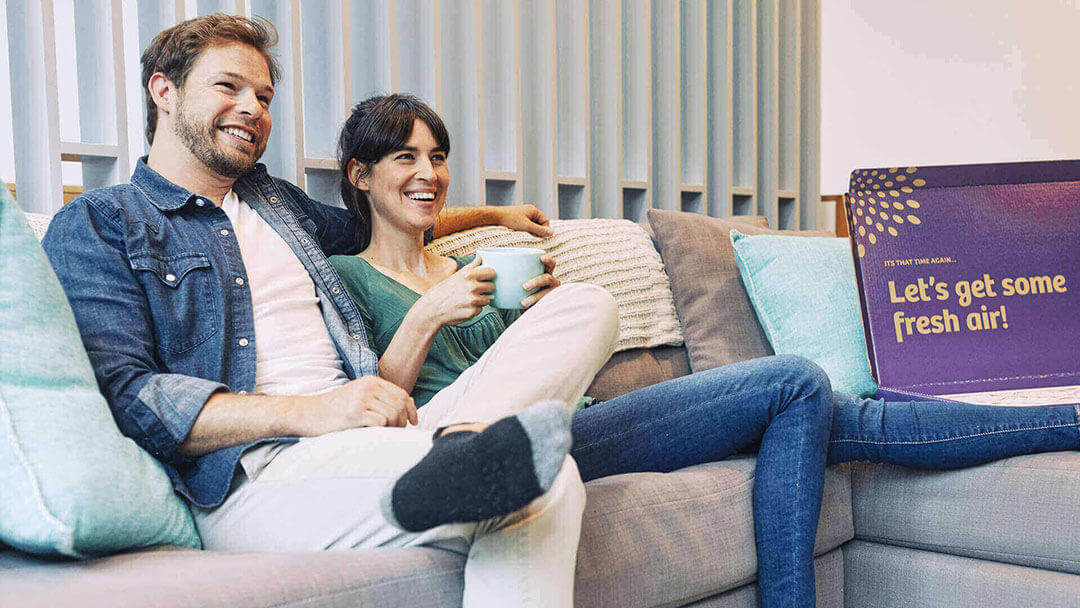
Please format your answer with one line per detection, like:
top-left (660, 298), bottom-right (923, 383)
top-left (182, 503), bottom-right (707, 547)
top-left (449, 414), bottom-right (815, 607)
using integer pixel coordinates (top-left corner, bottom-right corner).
top-left (729, 229), bottom-right (877, 397)
top-left (647, 208), bottom-right (832, 372)
top-left (427, 219), bottom-right (684, 352)
top-left (0, 189), bottom-right (200, 557)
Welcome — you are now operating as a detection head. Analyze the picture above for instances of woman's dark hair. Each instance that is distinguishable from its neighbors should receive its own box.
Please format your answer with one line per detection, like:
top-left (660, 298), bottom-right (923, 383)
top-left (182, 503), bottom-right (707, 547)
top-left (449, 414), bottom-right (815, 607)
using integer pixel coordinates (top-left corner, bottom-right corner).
top-left (338, 94), bottom-right (451, 249)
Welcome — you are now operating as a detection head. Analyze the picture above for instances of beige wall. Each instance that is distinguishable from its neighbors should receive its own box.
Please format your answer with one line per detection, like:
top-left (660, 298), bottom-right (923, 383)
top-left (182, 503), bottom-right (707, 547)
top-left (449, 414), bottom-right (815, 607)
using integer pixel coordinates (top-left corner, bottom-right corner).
top-left (821, 0), bottom-right (1080, 200)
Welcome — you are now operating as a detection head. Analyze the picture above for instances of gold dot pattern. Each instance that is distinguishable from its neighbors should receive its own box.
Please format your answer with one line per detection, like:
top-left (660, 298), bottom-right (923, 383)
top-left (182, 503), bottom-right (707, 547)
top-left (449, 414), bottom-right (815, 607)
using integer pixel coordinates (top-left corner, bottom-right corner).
top-left (848, 165), bottom-right (927, 257)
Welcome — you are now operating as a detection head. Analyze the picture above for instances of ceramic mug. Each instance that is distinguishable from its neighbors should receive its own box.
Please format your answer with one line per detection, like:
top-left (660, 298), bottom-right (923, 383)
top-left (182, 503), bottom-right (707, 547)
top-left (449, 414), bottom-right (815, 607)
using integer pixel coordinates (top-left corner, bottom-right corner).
top-left (476, 247), bottom-right (546, 309)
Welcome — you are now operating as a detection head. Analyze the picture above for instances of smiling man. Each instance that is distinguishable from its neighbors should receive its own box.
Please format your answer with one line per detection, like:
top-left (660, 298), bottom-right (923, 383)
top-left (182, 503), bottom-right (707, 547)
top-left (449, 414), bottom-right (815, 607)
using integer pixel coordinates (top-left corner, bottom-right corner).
top-left (40, 14), bottom-right (616, 607)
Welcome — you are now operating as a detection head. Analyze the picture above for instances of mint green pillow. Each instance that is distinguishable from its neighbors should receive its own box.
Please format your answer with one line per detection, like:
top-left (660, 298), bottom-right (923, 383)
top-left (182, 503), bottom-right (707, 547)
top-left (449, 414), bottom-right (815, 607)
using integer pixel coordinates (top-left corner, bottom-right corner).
top-left (0, 188), bottom-right (200, 557)
top-left (730, 230), bottom-right (877, 397)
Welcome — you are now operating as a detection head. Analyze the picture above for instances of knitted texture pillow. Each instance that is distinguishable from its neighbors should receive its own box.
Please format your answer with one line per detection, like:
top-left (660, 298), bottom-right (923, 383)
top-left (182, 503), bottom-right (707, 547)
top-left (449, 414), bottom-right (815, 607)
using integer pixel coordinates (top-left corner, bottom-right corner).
top-left (426, 219), bottom-right (684, 352)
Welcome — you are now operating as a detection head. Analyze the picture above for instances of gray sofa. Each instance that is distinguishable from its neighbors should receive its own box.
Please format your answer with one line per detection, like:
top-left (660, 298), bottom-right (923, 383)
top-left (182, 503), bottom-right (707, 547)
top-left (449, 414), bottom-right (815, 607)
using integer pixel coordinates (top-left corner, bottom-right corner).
top-left (3, 214), bottom-right (1078, 607)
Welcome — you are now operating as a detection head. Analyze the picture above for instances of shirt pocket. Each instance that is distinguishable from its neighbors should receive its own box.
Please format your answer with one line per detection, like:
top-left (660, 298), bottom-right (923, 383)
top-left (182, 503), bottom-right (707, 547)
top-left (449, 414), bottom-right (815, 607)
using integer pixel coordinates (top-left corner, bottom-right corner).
top-left (129, 252), bottom-right (219, 354)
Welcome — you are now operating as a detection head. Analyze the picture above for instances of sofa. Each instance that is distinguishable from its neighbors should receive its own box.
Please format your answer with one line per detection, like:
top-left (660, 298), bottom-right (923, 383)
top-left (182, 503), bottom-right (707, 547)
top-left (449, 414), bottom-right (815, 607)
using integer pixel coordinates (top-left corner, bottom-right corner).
top-left (2, 208), bottom-right (1078, 608)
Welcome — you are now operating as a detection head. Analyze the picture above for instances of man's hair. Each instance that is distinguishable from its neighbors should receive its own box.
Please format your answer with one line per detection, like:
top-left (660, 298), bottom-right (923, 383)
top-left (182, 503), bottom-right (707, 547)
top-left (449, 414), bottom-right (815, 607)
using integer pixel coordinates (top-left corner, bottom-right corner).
top-left (337, 94), bottom-right (452, 250)
top-left (140, 13), bottom-right (281, 144)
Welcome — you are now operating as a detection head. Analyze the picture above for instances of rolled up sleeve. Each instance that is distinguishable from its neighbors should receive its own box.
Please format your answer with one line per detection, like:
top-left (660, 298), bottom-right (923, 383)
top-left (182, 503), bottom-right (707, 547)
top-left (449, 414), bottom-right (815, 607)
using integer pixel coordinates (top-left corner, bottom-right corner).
top-left (42, 199), bottom-right (224, 465)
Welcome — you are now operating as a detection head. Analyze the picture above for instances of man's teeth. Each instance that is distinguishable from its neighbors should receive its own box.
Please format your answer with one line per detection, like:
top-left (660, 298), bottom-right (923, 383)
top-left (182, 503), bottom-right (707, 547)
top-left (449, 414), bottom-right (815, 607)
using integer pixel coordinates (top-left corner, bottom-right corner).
top-left (406, 192), bottom-right (436, 200)
top-left (222, 127), bottom-right (254, 142)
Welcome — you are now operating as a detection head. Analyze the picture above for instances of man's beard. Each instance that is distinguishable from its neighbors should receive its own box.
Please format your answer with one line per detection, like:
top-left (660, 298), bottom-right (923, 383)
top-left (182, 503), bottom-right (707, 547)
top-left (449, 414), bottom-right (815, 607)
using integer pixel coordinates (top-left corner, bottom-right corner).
top-left (173, 98), bottom-right (264, 179)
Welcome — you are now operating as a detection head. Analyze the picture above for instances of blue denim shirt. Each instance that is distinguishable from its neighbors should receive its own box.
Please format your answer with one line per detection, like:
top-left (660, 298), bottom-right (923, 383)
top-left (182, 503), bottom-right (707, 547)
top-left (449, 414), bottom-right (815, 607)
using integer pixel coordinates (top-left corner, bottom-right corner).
top-left (42, 159), bottom-right (379, 508)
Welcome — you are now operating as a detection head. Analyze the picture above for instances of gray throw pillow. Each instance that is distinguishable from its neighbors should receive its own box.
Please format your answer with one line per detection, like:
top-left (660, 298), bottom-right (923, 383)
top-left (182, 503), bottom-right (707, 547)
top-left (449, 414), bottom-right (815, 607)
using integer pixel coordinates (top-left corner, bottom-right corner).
top-left (647, 209), bottom-right (832, 372)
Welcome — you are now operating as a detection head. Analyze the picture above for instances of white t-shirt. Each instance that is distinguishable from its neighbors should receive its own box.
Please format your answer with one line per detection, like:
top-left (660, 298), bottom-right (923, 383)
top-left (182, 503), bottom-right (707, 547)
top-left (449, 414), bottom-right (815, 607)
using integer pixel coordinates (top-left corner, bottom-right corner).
top-left (220, 191), bottom-right (349, 477)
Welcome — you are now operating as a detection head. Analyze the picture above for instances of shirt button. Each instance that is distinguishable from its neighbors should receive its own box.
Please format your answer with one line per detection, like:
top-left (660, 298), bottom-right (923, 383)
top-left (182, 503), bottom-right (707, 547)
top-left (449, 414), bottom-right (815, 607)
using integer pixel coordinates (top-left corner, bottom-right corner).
top-left (331, 286), bottom-right (341, 294)
top-left (269, 196), bottom-right (279, 203)
top-left (220, 229), bottom-right (230, 236)
top-left (238, 338), bottom-right (249, 346)
top-left (237, 390), bottom-right (248, 395)
top-left (235, 277), bottom-right (245, 286)
top-left (196, 200), bottom-right (205, 207)
top-left (165, 273), bottom-right (176, 282)
top-left (300, 237), bottom-right (310, 245)
top-left (351, 334), bottom-right (362, 341)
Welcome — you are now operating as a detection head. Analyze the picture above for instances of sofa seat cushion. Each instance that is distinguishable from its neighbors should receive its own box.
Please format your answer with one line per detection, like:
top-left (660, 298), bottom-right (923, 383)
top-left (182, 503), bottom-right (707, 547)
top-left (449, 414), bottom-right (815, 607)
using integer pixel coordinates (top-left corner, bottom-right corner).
top-left (851, 451), bottom-right (1080, 574)
top-left (0, 545), bottom-right (466, 608)
top-left (575, 458), bottom-right (854, 608)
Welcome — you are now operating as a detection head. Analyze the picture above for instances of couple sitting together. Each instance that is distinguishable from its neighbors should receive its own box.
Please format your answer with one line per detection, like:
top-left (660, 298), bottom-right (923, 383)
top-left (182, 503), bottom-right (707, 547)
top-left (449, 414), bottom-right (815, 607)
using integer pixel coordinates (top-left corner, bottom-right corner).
top-left (42, 14), bottom-right (1080, 608)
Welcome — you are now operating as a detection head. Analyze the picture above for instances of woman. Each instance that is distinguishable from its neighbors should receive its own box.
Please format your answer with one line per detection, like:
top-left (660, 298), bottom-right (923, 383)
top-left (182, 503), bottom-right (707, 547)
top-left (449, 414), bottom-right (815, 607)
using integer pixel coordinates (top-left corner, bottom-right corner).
top-left (330, 94), bottom-right (621, 608)
top-left (333, 94), bottom-right (1079, 607)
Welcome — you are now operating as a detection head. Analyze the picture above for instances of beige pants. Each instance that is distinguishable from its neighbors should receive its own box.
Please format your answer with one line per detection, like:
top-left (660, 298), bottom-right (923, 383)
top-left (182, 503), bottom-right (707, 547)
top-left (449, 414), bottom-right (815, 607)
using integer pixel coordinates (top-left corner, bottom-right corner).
top-left (193, 283), bottom-right (619, 608)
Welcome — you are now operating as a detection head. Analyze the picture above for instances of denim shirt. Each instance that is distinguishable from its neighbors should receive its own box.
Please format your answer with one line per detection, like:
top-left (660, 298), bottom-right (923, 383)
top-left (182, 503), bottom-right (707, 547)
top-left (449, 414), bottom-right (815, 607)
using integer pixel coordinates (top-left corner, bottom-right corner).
top-left (42, 158), bottom-right (379, 508)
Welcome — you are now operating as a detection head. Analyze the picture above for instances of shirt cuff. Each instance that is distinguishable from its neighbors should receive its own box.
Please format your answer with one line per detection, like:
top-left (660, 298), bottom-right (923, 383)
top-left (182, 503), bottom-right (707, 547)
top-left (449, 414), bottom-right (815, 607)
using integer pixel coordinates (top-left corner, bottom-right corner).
top-left (135, 373), bottom-right (227, 458)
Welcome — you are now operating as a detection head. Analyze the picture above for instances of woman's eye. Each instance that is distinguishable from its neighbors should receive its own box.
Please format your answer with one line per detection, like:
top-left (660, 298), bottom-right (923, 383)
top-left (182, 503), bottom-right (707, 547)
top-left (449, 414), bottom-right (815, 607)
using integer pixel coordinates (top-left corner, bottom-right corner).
top-left (432, 153), bottom-right (447, 163)
top-left (395, 153), bottom-right (414, 161)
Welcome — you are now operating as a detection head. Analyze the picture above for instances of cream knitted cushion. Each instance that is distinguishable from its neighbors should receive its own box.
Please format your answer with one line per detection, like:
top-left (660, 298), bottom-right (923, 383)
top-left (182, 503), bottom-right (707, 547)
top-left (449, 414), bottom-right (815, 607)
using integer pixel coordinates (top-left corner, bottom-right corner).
top-left (426, 219), bottom-right (684, 352)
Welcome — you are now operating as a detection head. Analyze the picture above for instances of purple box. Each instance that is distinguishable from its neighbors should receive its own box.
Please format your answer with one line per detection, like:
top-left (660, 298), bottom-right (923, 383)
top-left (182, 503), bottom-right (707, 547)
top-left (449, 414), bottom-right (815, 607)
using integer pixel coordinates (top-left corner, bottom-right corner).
top-left (845, 160), bottom-right (1080, 402)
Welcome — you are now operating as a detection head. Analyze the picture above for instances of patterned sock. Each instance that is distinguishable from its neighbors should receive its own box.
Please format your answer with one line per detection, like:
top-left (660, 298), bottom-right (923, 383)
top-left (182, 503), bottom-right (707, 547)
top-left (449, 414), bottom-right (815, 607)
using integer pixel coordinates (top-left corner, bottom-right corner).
top-left (380, 401), bottom-right (572, 532)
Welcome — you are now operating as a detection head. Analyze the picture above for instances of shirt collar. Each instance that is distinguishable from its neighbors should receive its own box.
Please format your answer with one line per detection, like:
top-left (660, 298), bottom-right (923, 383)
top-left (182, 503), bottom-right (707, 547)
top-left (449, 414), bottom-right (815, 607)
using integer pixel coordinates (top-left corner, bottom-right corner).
top-left (130, 157), bottom-right (268, 211)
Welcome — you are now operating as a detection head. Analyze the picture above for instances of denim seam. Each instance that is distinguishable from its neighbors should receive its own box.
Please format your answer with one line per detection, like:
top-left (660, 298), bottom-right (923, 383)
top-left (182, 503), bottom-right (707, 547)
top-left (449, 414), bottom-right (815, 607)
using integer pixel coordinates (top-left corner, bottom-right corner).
top-left (573, 383), bottom-right (808, 453)
top-left (830, 421), bottom-right (1080, 445)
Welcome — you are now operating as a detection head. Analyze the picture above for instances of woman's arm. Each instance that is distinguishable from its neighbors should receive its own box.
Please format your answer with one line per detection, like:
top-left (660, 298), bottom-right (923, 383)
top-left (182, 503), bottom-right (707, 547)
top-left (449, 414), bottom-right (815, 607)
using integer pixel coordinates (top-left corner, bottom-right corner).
top-left (377, 258), bottom-right (497, 393)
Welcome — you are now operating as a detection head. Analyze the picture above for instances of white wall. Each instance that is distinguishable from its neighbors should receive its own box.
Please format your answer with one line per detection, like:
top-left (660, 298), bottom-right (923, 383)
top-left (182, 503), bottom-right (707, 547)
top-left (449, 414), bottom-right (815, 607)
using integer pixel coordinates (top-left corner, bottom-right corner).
top-left (821, 0), bottom-right (1080, 196)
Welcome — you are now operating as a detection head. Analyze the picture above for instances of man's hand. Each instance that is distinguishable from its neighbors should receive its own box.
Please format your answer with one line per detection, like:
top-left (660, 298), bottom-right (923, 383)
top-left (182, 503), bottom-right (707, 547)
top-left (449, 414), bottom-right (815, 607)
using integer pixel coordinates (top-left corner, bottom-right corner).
top-left (493, 204), bottom-right (553, 237)
top-left (299, 376), bottom-right (418, 436)
top-left (521, 255), bottom-right (560, 308)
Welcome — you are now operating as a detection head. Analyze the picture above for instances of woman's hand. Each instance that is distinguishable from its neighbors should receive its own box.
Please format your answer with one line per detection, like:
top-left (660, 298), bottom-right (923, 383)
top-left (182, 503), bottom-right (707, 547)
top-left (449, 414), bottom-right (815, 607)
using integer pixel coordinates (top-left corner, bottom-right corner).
top-left (520, 255), bottom-right (560, 308)
top-left (417, 257), bottom-right (496, 327)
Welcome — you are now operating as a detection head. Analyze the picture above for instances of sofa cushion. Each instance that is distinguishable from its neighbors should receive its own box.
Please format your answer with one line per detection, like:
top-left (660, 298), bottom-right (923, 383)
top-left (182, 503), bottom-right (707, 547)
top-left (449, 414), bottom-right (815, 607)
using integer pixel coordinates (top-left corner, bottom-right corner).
top-left (586, 345), bottom-right (691, 401)
top-left (730, 231), bottom-right (877, 397)
top-left (843, 540), bottom-right (1080, 608)
top-left (851, 452), bottom-right (1080, 575)
top-left (426, 219), bottom-right (684, 352)
top-left (574, 458), bottom-right (854, 607)
top-left (0, 546), bottom-right (465, 608)
top-left (647, 209), bottom-right (831, 373)
top-left (0, 192), bottom-right (200, 557)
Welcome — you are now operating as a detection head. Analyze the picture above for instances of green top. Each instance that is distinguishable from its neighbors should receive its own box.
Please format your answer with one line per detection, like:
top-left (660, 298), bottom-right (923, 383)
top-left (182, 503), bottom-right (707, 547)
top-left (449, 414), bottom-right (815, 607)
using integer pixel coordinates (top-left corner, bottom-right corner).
top-left (329, 254), bottom-right (524, 407)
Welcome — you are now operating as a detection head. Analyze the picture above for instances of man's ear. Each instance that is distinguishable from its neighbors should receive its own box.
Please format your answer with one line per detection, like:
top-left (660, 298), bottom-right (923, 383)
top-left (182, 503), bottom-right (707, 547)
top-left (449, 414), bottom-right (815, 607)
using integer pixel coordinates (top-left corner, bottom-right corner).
top-left (147, 72), bottom-right (175, 116)
top-left (348, 159), bottom-right (370, 191)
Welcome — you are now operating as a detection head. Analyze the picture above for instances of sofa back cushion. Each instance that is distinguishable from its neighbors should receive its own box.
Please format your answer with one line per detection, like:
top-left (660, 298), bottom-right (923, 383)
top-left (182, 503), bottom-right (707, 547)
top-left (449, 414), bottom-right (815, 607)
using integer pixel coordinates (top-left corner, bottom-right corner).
top-left (0, 189), bottom-right (200, 557)
top-left (648, 209), bottom-right (832, 373)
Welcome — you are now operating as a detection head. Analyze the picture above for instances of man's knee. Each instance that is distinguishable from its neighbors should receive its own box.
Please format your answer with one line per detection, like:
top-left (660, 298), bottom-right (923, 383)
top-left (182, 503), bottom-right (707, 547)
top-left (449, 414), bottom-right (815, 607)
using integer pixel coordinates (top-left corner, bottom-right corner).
top-left (528, 455), bottom-right (586, 520)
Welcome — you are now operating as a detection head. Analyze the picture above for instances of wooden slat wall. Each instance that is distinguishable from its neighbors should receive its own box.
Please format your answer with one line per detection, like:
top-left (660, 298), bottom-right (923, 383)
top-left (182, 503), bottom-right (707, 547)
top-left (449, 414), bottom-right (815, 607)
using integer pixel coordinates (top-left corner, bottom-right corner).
top-left (6, 0), bottom-right (822, 228)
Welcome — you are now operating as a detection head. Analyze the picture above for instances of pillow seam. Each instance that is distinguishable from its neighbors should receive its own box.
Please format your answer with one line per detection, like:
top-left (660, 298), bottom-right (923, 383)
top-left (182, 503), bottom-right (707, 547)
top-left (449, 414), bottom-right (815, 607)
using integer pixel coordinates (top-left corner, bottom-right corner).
top-left (731, 242), bottom-right (780, 348)
top-left (0, 385), bottom-right (81, 557)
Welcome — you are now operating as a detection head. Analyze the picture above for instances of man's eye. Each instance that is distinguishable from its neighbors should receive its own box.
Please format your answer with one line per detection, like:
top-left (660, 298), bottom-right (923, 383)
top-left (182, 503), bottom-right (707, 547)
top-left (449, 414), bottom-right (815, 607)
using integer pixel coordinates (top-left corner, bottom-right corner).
top-left (216, 82), bottom-right (236, 90)
top-left (258, 96), bottom-right (271, 104)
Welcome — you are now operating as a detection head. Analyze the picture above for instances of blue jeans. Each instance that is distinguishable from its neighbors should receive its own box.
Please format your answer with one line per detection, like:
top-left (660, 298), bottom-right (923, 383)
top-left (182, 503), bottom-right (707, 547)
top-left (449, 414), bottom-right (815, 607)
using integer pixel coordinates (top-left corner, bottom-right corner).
top-left (569, 355), bottom-right (1080, 608)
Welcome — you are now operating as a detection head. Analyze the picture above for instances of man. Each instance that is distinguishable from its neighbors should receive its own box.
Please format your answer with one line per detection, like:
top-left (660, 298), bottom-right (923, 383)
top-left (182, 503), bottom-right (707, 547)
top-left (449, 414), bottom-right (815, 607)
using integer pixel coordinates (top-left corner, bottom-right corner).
top-left (43, 14), bottom-right (618, 607)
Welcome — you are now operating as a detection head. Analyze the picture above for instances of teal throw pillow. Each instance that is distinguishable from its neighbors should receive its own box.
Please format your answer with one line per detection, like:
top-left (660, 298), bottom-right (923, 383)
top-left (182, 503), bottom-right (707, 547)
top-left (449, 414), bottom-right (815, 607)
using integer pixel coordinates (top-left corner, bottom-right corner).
top-left (0, 189), bottom-right (200, 557)
top-left (730, 229), bottom-right (877, 397)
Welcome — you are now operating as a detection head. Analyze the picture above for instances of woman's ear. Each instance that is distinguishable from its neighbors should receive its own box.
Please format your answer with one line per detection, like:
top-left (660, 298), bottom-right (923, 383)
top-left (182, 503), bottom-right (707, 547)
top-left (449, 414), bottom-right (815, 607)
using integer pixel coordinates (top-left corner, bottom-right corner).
top-left (348, 159), bottom-right (369, 191)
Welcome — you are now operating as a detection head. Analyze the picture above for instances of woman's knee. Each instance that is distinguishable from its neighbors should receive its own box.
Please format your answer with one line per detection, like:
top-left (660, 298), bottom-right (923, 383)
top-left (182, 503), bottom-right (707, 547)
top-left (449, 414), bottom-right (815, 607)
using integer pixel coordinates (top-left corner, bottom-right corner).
top-left (554, 282), bottom-right (619, 350)
top-left (763, 355), bottom-right (833, 421)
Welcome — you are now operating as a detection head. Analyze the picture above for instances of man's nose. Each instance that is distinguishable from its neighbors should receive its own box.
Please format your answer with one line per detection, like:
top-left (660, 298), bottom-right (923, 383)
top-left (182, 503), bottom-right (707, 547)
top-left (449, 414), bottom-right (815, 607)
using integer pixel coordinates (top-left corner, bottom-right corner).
top-left (236, 90), bottom-right (262, 117)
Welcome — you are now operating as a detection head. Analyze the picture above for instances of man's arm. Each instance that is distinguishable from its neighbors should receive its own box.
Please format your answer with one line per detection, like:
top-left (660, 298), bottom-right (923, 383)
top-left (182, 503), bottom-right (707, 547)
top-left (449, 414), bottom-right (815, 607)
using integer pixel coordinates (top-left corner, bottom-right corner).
top-left (433, 204), bottom-right (553, 238)
top-left (178, 376), bottom-right (417, 457)
top-left (43, 199), bottom-right (416, 462)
